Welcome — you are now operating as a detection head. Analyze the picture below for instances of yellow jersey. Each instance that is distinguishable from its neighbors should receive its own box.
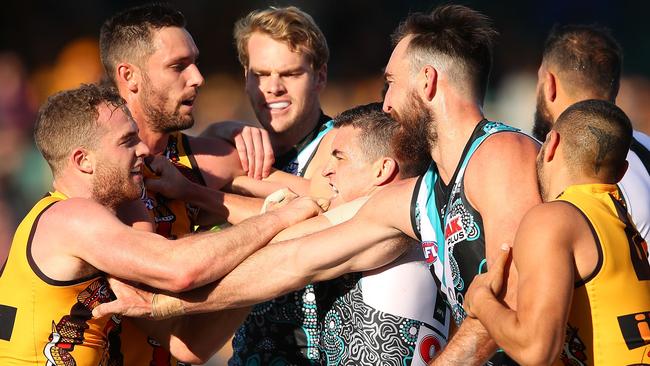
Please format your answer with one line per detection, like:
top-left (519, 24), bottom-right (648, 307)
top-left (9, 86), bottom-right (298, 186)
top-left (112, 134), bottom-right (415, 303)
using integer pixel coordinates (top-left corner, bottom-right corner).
top-left (556, 184), bottom-right (650, 365)
top-left (0, 192), bottom-right (121, 366)
top-left (123, 132), bottom-right (201, 366)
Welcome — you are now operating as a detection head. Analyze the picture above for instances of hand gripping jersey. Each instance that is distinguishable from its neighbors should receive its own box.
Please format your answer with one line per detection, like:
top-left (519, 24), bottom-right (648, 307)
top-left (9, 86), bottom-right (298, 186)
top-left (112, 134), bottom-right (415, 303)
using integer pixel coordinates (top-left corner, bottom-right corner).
top-left (619, 130), bottom-right (650, 256)
top-left (0, 192), bottom-right (121, 366)
top-left (123, 131), bottom-right (202, 366)
top-left (231, 115), bottom-right (334, 366)
top-left (412, 120), bottom-right (524, 365)
top-left (316, 197), bottom-right (450, 366)
top-left (555, 184), bottom-right (650, 365)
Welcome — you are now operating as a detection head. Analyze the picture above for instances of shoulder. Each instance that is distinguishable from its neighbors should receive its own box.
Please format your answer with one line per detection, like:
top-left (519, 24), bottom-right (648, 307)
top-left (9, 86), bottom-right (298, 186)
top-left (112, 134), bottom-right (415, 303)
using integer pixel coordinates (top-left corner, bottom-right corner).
top-left (472, 131), bottom-right (540, 165)
top-left (41, 198), bottom-right (118, 230)
top-left (185, 134), bottom-right (237, 157)
top-left (517, 201), bottom-right (586, 243)
top-left (185, 134), bottom-right (244, 183)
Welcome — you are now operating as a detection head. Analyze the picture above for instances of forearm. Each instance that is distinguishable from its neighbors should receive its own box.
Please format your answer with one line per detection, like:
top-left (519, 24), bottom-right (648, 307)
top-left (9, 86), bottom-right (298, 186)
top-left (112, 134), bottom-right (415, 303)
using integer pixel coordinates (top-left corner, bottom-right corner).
top-left (178, 241), bottom-right (310, 313)
top-left (170, 211), bottom-right (291, 291)
top-left (184, 183), bottom-right (263, 224)
top-left (430, 317), bottom-right (497, 365)
top-left (473, 293), bottom-right (560, 365)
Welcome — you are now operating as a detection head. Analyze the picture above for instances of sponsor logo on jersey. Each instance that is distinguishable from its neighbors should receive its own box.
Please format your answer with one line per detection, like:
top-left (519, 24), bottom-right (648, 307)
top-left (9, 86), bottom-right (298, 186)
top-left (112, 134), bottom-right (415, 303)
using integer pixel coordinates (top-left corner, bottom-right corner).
top-left (618, 311), bottom-right (650, 350)
top-left (422, 241), bottom-right (438, 263)
top-left (418, 335), bottom-right (442, 363)
top-left (445, 214), bottom-right (466, 245)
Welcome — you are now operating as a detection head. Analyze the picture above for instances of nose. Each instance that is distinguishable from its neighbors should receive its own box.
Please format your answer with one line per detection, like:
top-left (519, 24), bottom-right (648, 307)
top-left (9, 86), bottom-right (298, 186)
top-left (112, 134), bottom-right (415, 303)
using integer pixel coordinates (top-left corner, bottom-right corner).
top-left (382, 96), bottom-right (393, 113)
top-left (135, 139), bottom-right (150, 158)
top-left (321, 158), bottom-right (335, 178)
top-left (267, 73), bottom-right (286, 96)
top-left (188, 64), bottom-right (204, 88)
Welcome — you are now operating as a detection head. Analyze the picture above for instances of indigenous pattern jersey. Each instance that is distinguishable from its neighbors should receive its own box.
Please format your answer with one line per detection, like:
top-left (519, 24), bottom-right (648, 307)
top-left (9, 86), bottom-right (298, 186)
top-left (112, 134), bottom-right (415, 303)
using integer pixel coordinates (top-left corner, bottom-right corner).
top-left (0, 192), bottom-right (122, 366)
top-left (555, 184), bottom-right (650, 366)
top-left (317, 243), bottom-right (450, 365)
top-left (124, 131), bottom-right (201, 366)
top-left (412, 120), bottom-right (524, 365)
top-left (231, 115), bottom-right (334, 365)
top-left (619, 130), bottom-right (650, 249)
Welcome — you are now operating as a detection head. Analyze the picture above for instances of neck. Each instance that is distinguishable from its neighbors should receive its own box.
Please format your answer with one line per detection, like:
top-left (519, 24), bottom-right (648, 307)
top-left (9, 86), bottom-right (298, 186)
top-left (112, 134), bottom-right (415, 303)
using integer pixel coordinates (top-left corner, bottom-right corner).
top-left (430, 92), bottom-right (485, 184)
top-left (52, 174), bottom-right (118, 212)
top-left (272, 106), bottom-right (322, 155)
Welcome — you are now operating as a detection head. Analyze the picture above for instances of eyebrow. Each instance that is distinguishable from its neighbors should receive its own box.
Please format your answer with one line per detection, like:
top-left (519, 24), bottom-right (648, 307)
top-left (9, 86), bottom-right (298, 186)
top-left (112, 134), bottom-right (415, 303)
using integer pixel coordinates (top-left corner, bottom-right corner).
top-left (331, 149), bottom-right (346, 157)
top-left (119, 130), bottom-right (139, 143)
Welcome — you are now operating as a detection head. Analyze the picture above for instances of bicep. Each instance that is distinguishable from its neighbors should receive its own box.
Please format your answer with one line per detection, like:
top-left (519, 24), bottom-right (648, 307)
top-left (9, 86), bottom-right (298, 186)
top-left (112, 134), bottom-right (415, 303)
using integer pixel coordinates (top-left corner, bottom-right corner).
top-left (58, 202), bottom-right (176, 286)
top-left (513, 209), bottom-right (574, 345)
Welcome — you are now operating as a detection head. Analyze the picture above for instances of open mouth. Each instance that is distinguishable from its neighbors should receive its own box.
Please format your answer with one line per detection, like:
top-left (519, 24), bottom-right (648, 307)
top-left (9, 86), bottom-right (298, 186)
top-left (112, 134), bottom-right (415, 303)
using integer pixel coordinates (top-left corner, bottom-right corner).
top-left (181, 95), bottom-right (196, 107)
top-left (266, 101), bottom-right (290, 110)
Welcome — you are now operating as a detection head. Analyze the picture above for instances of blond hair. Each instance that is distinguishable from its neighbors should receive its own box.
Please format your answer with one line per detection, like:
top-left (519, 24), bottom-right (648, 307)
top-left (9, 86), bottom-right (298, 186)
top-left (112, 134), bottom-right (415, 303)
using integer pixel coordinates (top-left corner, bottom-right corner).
top-left (234, 6), bottom-right (329, 70)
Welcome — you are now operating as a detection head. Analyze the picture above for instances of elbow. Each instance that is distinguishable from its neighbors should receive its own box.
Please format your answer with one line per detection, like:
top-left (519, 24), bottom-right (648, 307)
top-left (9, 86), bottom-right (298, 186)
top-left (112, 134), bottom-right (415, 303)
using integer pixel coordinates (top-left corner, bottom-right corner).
top-left (165, 268), bottom-right (200, 293)
top-left (510, 338), bottom-right (562, 366)
top-left (172, 346), bottom-right (216, 365)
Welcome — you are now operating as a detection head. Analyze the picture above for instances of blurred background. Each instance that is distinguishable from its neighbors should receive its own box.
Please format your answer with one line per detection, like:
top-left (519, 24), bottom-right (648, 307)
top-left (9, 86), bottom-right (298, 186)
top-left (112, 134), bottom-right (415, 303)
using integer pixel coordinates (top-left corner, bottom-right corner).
top-left (1, 1), bottom-right (649, 364)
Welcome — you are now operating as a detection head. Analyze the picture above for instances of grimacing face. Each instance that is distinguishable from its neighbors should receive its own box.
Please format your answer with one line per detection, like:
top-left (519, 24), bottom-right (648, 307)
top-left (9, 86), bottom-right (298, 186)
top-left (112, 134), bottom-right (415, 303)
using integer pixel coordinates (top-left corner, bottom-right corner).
top-left (139, 26), bottom-right (204, 133)
top-left (321, 126), bottom-right (377, 206)
top-left (244, 32), bottom-right (325, 138)
top-left (91, 105), bottom-right (149, 208)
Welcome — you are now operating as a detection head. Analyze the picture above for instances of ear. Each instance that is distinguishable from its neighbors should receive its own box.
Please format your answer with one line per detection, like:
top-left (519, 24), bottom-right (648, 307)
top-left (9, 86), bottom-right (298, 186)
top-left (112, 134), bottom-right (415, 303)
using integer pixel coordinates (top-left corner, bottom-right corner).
top-left (543, 70), bottom-right (557, 103)
top-left (614, 160), bottom-right (629, 183)
top-left (421, 65), bottom-right (437, 102)
top-left (373, 157), bottom-right (398, 186)
top-left (543, 130), bottom-right (560, 163)
top-left (71, 148), bottom-right (94, 175)
top-left (116, 62), bottom-right (139, 93)
top-left (314, 64), bottom-right (328, 92)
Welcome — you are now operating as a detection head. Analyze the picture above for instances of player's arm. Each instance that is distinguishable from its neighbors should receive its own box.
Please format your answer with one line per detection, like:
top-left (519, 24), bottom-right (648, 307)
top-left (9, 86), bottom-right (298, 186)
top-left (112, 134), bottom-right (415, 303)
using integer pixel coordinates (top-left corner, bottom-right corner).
top-left (432, 132), bottom-right (541, 365)
top-left (115, 197), bottom-right (154, 232)
top-left (92, 181), bottom-right (418, 318)
top-left (145, 155), bottom-right (263, 224)
top-left (228, 170), bottom-right (311, 198)
top-left (46, 196), bottom-right (322, 293)
top-left (129, 308), bottom-right (251, 364)
top-left (465, 203), bottom-right (577, 365)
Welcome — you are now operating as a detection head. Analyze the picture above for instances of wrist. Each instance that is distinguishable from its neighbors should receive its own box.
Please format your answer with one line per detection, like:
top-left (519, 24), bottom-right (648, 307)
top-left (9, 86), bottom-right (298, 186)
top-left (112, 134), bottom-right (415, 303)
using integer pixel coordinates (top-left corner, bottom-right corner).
top-left (151, 293), bottom-right (186, 320)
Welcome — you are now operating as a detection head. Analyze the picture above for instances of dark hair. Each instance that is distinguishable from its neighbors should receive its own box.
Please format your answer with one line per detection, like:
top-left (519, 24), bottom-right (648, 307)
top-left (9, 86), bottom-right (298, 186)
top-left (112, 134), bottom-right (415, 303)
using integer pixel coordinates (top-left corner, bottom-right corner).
top-left (555, 99), bottom-right (631, 181)
top-left (391, 4), bottom-right (498, 103)
top-left (543, 24), bottom-right (622, 101)
top-left (100, 3), bottom-right (186, 85)
top-left (334, 102), bottom-right (428, 178)
top-left (34, 84), bottom-right (125, 177)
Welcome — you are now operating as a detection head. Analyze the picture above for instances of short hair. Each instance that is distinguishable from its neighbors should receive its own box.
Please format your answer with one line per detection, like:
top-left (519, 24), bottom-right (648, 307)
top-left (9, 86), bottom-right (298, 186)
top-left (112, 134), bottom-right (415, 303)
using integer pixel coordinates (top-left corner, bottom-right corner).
top-left (34, 84), bottom-right (125, 177)
top-left (543, 24), bottom-right (622, 101)
top-left (554, 99), bottom-right (631, 182)
top-left (391, 4), bottom-right (498, 103)
top-left (100, 3), bottom-right (186, 85)
top-left (334, 102), bottom-right (428, 178)
top-left (234, 6), bottom-right (329, 71)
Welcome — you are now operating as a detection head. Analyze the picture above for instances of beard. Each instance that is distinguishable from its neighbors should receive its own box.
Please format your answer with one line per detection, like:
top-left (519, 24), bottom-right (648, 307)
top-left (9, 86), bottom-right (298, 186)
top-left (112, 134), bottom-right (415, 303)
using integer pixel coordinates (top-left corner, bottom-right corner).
top-left (532, 89), bottom-right (553, 141)
top-left (535, 144), bottom-right (549, 202)
top-left (390, 90), bottom-right (436, 168)
top-left (141, 72), bottom-right (194, 133)
top-left (92, 162), bottom-right (143, 210)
